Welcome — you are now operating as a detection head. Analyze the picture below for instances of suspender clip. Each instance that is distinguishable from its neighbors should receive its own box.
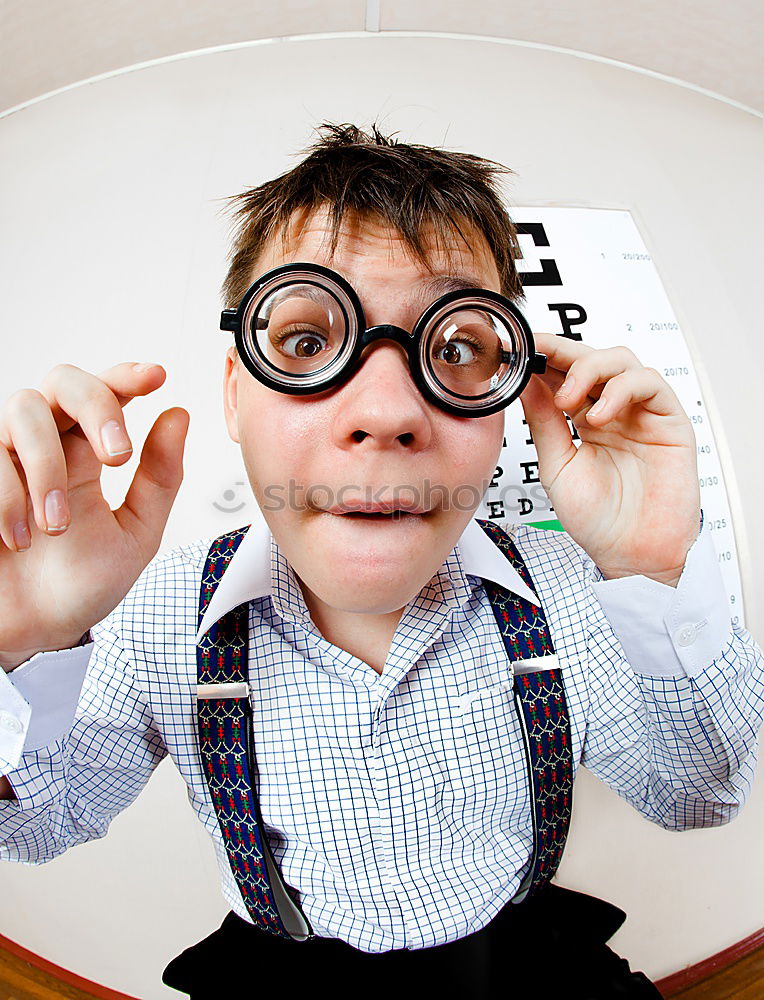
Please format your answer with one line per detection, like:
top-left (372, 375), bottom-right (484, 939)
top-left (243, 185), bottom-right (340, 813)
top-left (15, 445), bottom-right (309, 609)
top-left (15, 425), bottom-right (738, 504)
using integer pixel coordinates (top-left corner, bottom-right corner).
top-left (512, 653), bottom-right (560, 676)
top-left (196, 682), bottom-right (251, 701)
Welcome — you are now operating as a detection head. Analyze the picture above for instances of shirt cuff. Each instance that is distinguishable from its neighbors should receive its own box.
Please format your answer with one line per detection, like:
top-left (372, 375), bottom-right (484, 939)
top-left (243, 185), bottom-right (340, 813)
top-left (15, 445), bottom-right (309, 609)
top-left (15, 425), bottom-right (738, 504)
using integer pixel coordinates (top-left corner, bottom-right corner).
top-left (0, 640), bottom-right (93, 772)
top-left (587, 510), bottom-right (732, 679)
top-left (2, 739), bottom-right (69, 813)
top-left (0, 669), bottom-right (31, 774)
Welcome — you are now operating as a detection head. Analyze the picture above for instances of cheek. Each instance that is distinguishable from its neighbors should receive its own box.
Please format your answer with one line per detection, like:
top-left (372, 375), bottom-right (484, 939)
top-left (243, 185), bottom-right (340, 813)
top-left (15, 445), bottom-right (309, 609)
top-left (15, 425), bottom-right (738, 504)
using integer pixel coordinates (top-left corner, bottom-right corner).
top-left (443, 415), bottom-right (504, 480)
top-left (236, 385), bottom-right (326, 484)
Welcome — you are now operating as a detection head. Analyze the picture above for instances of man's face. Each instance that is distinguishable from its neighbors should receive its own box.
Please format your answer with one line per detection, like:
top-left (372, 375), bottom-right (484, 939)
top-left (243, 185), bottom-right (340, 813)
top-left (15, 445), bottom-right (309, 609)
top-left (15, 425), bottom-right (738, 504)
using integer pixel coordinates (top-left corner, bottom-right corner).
top-left (223, 207), bottom-right (506, 617)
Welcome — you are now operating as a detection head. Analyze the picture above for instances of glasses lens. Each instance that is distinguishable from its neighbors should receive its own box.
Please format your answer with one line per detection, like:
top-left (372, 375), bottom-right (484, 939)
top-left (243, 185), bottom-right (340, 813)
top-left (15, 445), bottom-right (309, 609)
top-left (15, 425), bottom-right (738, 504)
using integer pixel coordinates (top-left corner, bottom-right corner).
top-left (245, 280), bottom-right (352, 384)
top-left (423, 302), bottom-right (525, 407)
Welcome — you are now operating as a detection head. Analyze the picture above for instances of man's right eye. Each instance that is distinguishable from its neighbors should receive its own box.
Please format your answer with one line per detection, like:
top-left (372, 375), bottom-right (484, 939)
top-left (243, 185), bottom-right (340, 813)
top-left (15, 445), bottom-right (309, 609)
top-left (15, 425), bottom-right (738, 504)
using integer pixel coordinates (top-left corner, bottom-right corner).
top-left (272, 327), bottom-right (329, 359)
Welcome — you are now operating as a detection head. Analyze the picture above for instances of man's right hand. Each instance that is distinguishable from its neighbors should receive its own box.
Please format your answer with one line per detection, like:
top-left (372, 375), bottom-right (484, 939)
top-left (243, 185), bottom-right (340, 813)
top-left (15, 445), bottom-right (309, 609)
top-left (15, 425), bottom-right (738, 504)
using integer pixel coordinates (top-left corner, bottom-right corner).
top-left (0, 362), bottom-right (189, 672)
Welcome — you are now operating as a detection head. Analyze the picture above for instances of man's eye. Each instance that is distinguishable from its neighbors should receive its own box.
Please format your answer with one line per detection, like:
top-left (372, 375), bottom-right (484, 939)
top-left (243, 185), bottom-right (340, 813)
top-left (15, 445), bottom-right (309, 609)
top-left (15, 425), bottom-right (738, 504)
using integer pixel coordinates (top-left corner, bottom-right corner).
top-left (434, 339), bottom-right (480, 365)
top-left (272, 327), bottom-right (329, 358)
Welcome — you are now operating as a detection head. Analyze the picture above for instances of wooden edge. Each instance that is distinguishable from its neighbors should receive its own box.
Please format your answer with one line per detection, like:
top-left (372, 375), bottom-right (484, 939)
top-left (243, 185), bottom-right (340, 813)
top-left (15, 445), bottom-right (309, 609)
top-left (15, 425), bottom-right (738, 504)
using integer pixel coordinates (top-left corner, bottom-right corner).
top-left (656, 926), bottom-right (764, 995)
top-left (4, 922), bottom-right (764, 998)
top-left (0, 932), bottom-right (140, 1000)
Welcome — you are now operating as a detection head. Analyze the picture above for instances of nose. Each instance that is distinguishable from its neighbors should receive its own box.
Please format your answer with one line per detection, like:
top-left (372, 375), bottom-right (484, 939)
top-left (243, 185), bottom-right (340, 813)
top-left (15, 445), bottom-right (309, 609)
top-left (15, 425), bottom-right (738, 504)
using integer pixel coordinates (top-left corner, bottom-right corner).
top-left (331, 337), bottom-right (433, 451)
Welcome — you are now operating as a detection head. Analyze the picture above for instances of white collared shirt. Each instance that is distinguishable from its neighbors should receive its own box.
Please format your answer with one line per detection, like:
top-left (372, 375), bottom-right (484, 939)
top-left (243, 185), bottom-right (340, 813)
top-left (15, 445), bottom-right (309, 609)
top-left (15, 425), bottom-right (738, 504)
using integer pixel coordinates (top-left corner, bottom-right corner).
top-left (2, 513), bottom-right (763, 952)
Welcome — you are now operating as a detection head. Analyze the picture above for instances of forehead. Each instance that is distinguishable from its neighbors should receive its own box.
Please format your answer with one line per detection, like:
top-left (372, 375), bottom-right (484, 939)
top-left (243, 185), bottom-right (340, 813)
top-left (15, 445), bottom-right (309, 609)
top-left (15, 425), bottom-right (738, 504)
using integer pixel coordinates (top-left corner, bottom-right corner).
top-left (253, 206), bottom-right (502, 291)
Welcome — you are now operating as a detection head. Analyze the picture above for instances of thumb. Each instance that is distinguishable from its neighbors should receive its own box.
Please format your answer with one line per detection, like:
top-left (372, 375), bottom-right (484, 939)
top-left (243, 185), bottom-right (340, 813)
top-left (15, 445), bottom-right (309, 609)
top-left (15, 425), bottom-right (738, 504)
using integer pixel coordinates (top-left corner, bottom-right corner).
top-left (115, 407), bottom-right (190, 554)
top-left (519, 375), bottom-right (577, 490)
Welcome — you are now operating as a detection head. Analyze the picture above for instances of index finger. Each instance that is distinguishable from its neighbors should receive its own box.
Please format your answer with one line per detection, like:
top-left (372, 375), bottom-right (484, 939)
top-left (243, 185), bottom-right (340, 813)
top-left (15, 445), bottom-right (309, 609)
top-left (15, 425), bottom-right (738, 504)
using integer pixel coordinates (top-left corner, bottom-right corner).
top-left (531, 333), bottom-right (595, 375)
top-left (40, 361), bottom-right (167, 435)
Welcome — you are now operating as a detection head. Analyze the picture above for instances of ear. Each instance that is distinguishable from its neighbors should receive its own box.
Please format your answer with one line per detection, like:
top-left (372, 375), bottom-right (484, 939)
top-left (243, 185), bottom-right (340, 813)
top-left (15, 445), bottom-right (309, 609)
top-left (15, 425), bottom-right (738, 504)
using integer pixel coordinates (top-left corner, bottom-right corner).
top-left (222, 346), bottom-right (241, 444)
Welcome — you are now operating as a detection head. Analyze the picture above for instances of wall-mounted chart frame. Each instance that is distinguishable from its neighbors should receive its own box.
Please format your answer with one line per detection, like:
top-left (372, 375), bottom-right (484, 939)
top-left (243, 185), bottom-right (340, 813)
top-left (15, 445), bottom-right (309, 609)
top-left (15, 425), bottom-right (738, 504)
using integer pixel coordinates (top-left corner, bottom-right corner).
top-left (477, 207), bottom-right (744, 626)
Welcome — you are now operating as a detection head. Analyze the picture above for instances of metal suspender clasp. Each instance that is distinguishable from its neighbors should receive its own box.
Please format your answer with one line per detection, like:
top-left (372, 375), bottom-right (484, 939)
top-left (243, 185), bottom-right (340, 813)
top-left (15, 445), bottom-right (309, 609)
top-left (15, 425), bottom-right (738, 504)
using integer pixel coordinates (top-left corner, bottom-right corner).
top-left (511, 653), bottom-right (560, 676)
top-left (196, 682), bottom-right (251, 701)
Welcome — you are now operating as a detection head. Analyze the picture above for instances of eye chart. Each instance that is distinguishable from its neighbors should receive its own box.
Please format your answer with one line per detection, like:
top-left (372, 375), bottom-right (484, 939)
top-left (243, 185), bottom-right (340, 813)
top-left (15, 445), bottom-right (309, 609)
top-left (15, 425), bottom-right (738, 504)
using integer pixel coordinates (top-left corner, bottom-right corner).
top-left (476, 207), bottom-right (744, 626)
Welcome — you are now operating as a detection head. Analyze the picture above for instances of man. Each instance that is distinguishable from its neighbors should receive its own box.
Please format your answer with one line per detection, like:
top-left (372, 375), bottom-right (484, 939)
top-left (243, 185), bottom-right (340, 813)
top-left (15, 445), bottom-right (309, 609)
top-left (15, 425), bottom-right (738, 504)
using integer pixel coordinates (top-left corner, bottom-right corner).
top-left (1, 123), bottom-right (762, 999)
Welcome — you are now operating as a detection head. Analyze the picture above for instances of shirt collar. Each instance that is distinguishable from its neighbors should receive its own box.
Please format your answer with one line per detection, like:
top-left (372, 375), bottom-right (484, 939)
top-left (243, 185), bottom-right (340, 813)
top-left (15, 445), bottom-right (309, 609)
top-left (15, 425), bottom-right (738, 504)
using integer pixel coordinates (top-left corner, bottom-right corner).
top-left (195, 515), bottom-right (540, 644)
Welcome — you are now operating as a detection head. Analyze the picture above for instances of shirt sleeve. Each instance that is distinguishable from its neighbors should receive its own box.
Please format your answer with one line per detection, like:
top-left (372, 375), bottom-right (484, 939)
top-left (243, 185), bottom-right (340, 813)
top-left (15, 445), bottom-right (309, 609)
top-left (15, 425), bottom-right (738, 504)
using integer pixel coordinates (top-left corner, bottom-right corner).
top-left (579, 509), bottom-right (764, 830)
top-left (0, 640), bottom-right (94, 773)
top-left (587, 508), bottom-right (732, 679)
top-left (0, 622), bottom-right (167, 863)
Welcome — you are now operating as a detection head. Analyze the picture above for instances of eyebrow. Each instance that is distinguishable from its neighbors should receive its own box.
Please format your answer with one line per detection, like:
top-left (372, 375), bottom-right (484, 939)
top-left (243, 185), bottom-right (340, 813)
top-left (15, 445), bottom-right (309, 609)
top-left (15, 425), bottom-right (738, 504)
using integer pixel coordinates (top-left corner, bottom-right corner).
top-left (417, 274), bottom-right (488, 297)
top-left (260, 268), bottom-right (491, 317)
top-left (345, 272), bottom-right (489, 307)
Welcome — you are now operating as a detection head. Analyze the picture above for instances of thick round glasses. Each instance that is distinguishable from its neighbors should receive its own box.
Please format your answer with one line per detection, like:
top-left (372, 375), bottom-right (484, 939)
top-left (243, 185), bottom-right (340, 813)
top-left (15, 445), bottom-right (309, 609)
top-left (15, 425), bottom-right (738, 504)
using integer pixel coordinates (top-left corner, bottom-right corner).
top-left (220, 262), bottom-right (547, 417)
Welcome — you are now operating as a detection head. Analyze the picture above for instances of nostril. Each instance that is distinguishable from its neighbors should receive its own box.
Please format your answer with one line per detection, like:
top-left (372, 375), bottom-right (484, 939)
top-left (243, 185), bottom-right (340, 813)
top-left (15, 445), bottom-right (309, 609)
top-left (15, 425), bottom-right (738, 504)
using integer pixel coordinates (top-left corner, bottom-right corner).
top-left (350, 429), bottom-right (415, 445)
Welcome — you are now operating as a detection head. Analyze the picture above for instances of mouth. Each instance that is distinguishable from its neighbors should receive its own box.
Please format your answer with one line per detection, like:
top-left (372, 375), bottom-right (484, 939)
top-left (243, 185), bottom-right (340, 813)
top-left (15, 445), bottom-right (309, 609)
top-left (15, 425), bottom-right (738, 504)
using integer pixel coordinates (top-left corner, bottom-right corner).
top-left (322, 500), bottom-right (431, 519)
top-left (335, 510), bottom-right (422, 521)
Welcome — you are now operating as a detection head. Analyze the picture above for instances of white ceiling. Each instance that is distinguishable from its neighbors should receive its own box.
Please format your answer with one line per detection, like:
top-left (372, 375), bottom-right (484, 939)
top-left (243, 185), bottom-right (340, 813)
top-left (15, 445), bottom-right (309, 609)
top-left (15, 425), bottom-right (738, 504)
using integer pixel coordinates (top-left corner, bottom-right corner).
top-left (1, 0), bottom-right (762, 116)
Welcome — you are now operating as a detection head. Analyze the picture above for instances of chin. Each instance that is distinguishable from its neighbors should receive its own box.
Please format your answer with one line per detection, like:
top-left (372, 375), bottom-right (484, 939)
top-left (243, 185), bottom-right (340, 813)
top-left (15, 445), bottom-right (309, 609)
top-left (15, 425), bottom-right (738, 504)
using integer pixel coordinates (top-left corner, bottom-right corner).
top-left (306, 543), bottom-right (432, 613)
top-left (282, 509), bottom-right (457, 611)
top-left (312, 577), bottom-right (421, 616)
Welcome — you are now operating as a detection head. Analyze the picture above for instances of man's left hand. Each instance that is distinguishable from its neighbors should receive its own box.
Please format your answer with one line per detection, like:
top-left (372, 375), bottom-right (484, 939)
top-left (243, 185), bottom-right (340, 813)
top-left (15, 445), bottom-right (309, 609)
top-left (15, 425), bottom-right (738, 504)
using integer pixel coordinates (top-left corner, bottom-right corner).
top-left (519, 333), bottom-right (702, 588)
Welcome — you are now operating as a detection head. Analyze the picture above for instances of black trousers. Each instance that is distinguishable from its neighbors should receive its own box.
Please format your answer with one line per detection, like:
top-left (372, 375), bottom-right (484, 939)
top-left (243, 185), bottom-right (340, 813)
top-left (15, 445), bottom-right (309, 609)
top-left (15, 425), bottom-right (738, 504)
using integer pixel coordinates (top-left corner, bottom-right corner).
top-left (162, 883), bottom-right (664, 999)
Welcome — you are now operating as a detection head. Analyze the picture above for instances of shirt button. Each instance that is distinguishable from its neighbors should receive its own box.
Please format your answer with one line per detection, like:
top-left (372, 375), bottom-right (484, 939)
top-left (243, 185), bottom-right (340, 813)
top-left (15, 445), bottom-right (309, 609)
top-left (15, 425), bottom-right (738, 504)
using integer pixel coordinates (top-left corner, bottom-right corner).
top-left (0, 711), bottom-right (23, 735)
top-left (674, 623), bottom-right (697, 647)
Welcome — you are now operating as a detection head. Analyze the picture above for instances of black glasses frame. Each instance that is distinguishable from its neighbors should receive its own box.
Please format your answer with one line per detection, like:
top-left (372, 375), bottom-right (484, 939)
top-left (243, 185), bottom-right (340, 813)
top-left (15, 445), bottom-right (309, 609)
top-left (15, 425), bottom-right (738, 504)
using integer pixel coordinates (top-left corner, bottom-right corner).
top-left (221, 262), bottom-right (547, 417)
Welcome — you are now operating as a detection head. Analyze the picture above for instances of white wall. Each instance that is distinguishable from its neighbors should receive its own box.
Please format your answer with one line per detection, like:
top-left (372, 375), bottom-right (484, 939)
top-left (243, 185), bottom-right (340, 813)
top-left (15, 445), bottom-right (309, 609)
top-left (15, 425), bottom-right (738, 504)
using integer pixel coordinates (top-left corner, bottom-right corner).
top-left (1, 33), bottom-right (763, 997)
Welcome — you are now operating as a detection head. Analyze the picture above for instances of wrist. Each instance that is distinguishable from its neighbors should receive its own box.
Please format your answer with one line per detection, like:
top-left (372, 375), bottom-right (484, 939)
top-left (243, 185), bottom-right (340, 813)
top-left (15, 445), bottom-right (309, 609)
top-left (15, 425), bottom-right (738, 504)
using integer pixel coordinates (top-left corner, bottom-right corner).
top-left (1, 630), bottom-right (92, 673)
top-left (600, 568), bottom-right (682, 588)
top-left (597, 510), bottom-right (703, 590)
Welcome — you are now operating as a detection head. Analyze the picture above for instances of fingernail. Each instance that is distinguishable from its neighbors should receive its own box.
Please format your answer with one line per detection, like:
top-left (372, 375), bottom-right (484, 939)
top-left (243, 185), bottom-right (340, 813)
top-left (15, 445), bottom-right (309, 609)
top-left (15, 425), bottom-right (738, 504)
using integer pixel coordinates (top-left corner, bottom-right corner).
top-left (588, 399), bottom-right (606, 416)
top-left (556, 377), bottom-right (575, 397)
top-left (44, 489), bottom-right (69, 531)
top-left (13, 521), bottom-right (31, 551)
top-left (101, 419), bottom-right (132, 457)
top-left (134, 362), bottom-right (160, 373)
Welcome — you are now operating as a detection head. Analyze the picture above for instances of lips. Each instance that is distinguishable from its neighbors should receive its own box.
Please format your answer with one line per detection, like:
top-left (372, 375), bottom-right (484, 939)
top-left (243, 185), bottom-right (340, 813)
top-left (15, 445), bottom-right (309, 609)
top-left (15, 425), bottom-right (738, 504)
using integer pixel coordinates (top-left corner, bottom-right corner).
top-left (324, 499), bottom-right (430, 516)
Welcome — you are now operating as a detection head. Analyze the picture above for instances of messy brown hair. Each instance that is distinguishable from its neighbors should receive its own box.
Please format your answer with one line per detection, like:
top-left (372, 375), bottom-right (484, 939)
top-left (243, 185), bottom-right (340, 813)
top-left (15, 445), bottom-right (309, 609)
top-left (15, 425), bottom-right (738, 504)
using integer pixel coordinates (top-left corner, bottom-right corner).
top-left (220, 122), bottom-right (524, 308)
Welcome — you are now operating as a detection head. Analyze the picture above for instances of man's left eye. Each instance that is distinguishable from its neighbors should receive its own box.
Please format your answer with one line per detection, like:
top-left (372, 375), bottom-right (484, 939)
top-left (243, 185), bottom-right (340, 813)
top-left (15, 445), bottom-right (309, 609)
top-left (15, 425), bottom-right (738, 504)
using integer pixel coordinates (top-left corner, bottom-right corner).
top-left (274, 329), bottom-right (329, 358)
top-left (434, 341), bottom-right (476, 365)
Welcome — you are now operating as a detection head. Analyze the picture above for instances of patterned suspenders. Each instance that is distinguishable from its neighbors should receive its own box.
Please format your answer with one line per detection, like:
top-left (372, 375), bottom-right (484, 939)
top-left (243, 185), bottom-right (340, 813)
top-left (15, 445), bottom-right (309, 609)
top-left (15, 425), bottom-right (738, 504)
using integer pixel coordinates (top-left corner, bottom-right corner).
top-left (196, 520), bottom-right (573, 939)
